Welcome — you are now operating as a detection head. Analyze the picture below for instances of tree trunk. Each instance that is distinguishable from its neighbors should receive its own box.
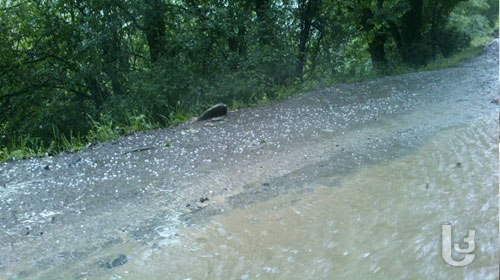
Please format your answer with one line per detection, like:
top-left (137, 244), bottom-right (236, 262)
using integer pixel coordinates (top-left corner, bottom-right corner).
top-left (309, 26), bottom-right (324, 76)
top-left (388, 20), bottom-right (402, 51)
top-left (296, 17), bottom-right (312, 77)
top-left (85, 76), bottom-right (106, 109)
top-left (143, 0), bottom-right (167, 64)
top-left (295, 0), bottom-right (321, 78)
top-left (361, 0), bottom-right (387, 68)
top-left (102, 29), bottom-right (126, 96)
top-left (429, 1), bottom-right (445, 58)
top-left (228, 26), bottom-right (246, 55)
top-left (400, 0), bottom-right (424, 65)
top-left (254, 0), bottom-right (272, 45)
top-left (368, 33), bottom-right (387, 67)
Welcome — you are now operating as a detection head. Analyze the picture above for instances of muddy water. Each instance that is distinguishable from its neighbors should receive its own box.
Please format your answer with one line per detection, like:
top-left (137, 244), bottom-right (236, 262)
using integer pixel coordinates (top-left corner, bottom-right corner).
top-left (29, 119), bottom-right (498, 280)
top-left (61, 119), bottom-right (495, 280)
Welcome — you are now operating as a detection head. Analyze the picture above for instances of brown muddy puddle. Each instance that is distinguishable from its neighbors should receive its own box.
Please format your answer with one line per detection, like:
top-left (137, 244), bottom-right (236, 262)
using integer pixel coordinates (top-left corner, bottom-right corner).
top-left (32, 119), bottom-right (498, 279)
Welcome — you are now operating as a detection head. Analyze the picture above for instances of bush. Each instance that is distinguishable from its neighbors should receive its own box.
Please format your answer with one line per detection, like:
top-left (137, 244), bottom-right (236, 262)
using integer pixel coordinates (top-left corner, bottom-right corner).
top-left (437, 27), bottom-right (472, 57)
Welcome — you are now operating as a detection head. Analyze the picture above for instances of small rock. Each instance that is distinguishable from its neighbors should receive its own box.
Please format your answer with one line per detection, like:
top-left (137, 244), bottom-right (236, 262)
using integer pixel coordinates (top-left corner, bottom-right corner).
top-left (197, 104), bottom-right (227, 121)
top-left (43, 165), bottom-right (50, 170)
top-left (109, 254), bottom-right (128, 268)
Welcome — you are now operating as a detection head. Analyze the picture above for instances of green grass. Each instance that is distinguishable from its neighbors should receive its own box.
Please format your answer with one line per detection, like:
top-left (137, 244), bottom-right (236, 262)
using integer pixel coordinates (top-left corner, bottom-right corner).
top-left (423, 46), bottom-right (484, 71)
top-left (0, 42), bottom-right (490, 162)
top-left (0, 112), bottom-right (161, 161)
top-left (0, 137), bottom-right (47, 161)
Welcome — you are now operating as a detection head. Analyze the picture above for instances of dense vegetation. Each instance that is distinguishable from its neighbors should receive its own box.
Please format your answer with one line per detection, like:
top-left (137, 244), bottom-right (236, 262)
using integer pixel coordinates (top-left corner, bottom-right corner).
top-left (0, 0), bottom-right (497, 160)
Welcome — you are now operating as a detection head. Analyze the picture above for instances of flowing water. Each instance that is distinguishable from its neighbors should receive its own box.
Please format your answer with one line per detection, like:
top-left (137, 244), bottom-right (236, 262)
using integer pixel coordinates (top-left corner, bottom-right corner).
top-left (43, 118), bottom-right (497, 279)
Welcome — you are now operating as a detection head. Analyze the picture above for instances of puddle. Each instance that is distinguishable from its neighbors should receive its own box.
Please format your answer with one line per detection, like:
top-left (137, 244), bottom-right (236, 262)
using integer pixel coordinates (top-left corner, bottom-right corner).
top-left (35, 118), bottom-right (497, 280)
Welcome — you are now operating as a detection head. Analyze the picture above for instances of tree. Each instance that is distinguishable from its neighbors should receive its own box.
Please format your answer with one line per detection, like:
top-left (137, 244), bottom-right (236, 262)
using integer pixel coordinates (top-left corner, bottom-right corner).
top-left (296, 0), bottom-right (322, 77)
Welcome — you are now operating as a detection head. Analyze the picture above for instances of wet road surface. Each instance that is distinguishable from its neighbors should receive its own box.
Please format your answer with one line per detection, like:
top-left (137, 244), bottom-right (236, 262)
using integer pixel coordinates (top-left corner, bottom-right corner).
top-left (0, 41), bottom-right (498, 279)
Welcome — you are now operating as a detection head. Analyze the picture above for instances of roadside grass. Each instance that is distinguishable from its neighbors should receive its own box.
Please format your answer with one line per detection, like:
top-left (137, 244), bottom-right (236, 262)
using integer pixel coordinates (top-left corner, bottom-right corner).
top-left (0, 42), bottom-right (490, 162)
top-left (0, 136), bottom-right (47, 161)
top-left (0, 112), bottom-right (160, 161)
top-left (423, 46), bottom-right (484, 71)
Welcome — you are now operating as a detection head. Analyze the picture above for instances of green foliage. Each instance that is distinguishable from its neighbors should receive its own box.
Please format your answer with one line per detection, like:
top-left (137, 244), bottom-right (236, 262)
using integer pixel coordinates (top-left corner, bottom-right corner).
top-left (0, 136), bottom-right (46, 161)
top-left (0, 0), bottom-right (496, 161)
top-left (86, 115), bottom-right (121, 144)
top-left (436, 27), bottom-right (472, 57)
top-left (123, 114), bottom-right (157, 134)
top-left (449, 0), bottom-right (498, 46)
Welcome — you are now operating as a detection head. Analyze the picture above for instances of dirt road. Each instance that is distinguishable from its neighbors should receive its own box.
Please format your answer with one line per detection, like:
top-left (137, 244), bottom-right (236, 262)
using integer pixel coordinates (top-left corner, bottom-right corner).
top-left (0, 41), bottom-right (498, 279)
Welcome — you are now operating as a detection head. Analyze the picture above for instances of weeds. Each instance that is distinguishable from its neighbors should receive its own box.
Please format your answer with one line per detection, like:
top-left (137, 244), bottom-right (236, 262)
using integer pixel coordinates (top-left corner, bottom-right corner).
top-left (0, 136), bottom-right (47, 161)
top-left (0, 112), bottom-right (162, 161)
